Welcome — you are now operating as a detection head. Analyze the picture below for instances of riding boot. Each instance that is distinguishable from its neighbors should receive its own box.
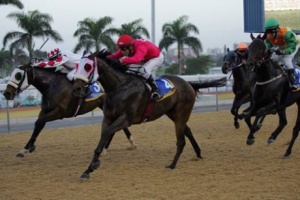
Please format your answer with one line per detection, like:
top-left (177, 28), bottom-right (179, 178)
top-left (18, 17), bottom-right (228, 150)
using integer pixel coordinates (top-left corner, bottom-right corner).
top-left (147, 75), bottom-right (162, 100)
top-left (287, 69), bottom-right (297, 89)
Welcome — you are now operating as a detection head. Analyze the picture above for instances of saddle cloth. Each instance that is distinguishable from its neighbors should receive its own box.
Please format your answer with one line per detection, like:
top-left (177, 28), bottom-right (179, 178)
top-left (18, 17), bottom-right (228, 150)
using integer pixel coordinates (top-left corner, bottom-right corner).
top-left (293, 66), bottom-right (300, 90)
top-left (85, 81), bottom-right (105, 102)
top-left (85, 78), bottom-right (176, 102)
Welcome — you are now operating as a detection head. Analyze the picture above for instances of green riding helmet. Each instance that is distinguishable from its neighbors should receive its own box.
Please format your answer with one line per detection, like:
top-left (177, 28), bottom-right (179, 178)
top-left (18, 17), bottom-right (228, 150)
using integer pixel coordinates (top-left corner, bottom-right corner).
top-left (264, 18), bottom-right (279, 30)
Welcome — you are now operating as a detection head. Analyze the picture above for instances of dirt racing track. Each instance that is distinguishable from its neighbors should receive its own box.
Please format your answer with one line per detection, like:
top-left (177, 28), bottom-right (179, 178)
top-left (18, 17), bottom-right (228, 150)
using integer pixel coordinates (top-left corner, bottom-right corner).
top-left (1, 106), bottom-right (300, 200)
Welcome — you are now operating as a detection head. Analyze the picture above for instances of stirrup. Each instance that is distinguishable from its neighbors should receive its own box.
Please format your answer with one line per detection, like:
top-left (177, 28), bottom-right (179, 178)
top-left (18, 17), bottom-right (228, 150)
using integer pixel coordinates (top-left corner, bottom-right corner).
top-left (151, 91), bottom-right (161, 100)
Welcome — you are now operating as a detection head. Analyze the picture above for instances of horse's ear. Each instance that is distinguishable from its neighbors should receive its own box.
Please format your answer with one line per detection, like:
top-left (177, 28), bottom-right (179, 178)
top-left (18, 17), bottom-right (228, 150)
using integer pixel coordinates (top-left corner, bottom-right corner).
top-left (261, 33), bottom-right (267, 40)
top-left (82, 50), bottom-right (87, 57)
top-left (250, 33), bottom-right (255, 40)
top-left (227, 48), bottom-right (230, 52)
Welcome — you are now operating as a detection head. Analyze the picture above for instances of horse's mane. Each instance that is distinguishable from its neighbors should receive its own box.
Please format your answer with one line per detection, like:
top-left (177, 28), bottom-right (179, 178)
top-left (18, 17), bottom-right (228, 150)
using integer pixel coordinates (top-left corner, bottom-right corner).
top-left (94, 50), bottom-right (129, 73)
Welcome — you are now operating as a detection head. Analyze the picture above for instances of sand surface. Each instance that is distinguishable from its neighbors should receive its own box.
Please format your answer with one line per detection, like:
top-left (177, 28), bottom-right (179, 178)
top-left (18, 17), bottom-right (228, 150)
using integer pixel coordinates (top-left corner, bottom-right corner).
top-left (1, 107), bottom-right (300, 200)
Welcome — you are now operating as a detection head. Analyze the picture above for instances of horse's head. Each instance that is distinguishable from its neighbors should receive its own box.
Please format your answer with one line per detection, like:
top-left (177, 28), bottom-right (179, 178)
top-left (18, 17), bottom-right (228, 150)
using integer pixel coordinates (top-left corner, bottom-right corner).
top-left (72, 51), bottom-right (101, 97)
top-left (3, 64), bottom-right (32, 100)
top-left (247, 38), bottom-right (268, 67)
top-left (222, 51), bottom-right (238, 74)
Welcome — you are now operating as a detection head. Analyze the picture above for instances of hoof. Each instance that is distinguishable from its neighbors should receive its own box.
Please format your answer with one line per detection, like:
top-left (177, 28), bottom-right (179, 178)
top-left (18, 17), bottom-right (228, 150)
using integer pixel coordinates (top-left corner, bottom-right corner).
top-left (267, 138), bottom-right (275, 144)
top-left (234, 123), bottom-right (240, 129)
top-left (80, 173), bottom-right (90, 181)
top-left (191, 156), bottom-right (203, 161)
top-left (282, 155), bottom-right (289, 159)
top-left (16, 153), bottom-right (24, 158)
top-left (283, 154), bottom-right (290, 159)
top-left (246, 138), bottom-right (255, 145)
top-left (165, 165), bottom-right (175, 170)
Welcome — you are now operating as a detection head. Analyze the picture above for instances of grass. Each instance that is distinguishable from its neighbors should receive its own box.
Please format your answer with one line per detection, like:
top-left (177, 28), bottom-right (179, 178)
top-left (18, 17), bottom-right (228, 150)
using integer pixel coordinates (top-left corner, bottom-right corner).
top-left (0, 107), bottom-right (40, 120)
top-left (265, 10), bottom-right (300, 30)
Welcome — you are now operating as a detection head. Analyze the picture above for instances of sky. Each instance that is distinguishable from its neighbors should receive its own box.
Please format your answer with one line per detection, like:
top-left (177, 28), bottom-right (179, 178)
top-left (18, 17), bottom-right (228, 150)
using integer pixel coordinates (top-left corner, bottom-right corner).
top-left (0, 0), bottom-right (252, 54)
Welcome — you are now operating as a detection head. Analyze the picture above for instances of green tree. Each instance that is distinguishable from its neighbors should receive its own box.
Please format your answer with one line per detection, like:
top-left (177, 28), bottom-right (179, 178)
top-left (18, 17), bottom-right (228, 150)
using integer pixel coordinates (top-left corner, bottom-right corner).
top-left (73, 16), bottom-right (117, 53)
top-left (12, 48), bottom-right (28, 66)
top-left (0, 48), bottom-right (13, 77)
top-left (159, 15), bottom-right (202, 75)
top-left (163, 55), bottom-right (213, 76)
top-left (0, 0), bottom-right (24, 9)
top-left (114, 19), bottom-right (150, 39)
top-left (3, 10), bottom-right (63, 58)
top-left (185, 55), bottom-right (213, 75)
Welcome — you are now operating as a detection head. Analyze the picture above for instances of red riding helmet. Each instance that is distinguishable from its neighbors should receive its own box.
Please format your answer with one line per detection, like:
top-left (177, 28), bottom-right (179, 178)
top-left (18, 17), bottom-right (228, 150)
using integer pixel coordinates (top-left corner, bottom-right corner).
top-left (47, 48), bottom-right (61, 60)
top-left (117, 35), bottom-right (133, 48)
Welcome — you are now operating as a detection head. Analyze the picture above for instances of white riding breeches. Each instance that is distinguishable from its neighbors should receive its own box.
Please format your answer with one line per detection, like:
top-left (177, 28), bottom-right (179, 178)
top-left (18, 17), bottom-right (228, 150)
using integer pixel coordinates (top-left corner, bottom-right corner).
top-left (271, 43), bottom-right (300, 70)
top-left (127, 52), bottom-right (164, 79)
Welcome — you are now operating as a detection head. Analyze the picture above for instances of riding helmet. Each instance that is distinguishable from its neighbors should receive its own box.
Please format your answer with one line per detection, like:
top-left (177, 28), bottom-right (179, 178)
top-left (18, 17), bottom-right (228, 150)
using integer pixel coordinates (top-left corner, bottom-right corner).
top-left (117, 35), bottom-right (133, 47)
top-left (264, 18), bottom-right (279, 30)
top-left (237, 43), bottom-right (248, 50)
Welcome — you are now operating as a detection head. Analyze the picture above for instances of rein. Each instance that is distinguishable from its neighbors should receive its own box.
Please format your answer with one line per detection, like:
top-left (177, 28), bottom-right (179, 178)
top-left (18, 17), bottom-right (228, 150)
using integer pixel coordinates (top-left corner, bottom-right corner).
top-left (256, 74), bottom-right (283, 85)
top-left (253, 56), bottom-right (284, 85)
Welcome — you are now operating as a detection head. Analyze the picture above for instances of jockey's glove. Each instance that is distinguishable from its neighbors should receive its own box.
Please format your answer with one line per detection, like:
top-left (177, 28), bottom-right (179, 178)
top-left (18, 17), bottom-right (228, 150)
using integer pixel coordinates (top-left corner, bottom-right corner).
top-left (275, 49), bottom-right (284, 55)
top-left (108, 58), bottom-right (121, 65)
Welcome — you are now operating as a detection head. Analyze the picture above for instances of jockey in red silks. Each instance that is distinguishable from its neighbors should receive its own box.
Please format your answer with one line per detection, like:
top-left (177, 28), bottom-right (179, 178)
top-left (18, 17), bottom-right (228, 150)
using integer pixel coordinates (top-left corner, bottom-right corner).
top-left (35, 48), bottom-right (81, 81)
top-left (107, 34), bottom-right (164, 100)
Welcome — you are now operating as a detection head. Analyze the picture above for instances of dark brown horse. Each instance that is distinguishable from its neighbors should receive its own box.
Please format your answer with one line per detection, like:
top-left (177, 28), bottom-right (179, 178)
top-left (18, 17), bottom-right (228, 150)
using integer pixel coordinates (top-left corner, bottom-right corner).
top-left (72, 50), bottom-right (226, 180)
top-left (222, 50), bottom-right (257, 129)
top-left (3, 64), bottom-right (136, 158)
top-left (246, 35), bottom-right (300, 158)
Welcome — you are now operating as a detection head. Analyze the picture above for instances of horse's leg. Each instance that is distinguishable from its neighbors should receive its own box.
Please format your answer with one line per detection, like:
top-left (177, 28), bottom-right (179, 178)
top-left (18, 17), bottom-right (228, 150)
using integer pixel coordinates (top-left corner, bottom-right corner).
top-left (122, 128), bottom-right (137, 149)
top-left (267, 109), bottom-right (287, 144)
top-left (184, 125), bottom-right (202, 159)
top-left (232, 95), bottom-right (250, 129)
top-left (230, 98), bottom-right (240, 129)
top-left (283, 104), bottom-right (300, 158)
top-left (166, 122), bottom-right (186, 169)
top-left (247, 102), bottom-right (276, 145)
top-left (257, 115), bottom-right (266, 128)
top-left (102, 128), bottom-right (137, 155)
top-left (16, 109), bottom-right (59, 157)
top-left (80, 115), bottom-right (130, 180)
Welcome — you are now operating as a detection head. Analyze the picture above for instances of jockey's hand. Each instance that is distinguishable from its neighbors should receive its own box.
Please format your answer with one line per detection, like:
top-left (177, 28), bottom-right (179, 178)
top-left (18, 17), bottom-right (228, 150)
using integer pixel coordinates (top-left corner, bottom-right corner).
top-left (270, 47), bottom-right (279, 53)
top-left (108, 58), bottom-right (121, 65)
top-left (275, 49), bottom-right (284, 55)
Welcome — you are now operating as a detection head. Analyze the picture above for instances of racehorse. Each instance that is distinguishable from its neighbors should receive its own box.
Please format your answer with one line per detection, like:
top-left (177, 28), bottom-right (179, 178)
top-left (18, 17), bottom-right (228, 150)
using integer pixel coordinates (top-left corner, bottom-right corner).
top-left (222, 50), bottom-right (257, 129)
top-left (246, 35), bottom-right (300, 158)
top-left (3, 64), bottom-right (136, 158)
top-left (72, 50), bottom-right (226, 180)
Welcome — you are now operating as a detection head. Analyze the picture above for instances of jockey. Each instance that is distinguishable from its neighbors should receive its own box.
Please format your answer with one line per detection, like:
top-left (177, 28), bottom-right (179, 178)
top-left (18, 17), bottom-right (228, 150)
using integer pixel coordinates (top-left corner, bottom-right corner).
top-left (234, 43), bottom-right (249, 67)
top-left (264, 18), bottom-right (300, 88)
top-left (34, 48), bottom-right (81, 81)
top-left (107, 34), bottom-right (164, 101)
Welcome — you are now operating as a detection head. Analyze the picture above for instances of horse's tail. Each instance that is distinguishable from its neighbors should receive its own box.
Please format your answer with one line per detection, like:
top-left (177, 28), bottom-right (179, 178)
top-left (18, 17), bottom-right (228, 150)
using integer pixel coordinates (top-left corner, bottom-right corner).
top-left (188, 77), bottom-right (227, 91)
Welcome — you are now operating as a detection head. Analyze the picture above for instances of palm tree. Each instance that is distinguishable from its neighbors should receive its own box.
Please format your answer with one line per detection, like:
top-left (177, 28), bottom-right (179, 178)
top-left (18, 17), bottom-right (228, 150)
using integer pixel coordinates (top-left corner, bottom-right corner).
top-left (0, 48), bottom-right (13, 77)
top-left (114, 18), bottom-right (150, 39)
top-left (159, 15), bottom-right (202, 75)
top-left (3, 10), bottom-right (63, 58)
top-left (73, 16), bottom-right (117, 53)
top-left (0, 0), bottom-right (24, 9)
top-left (12, 48), bottom-right (28, 66)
